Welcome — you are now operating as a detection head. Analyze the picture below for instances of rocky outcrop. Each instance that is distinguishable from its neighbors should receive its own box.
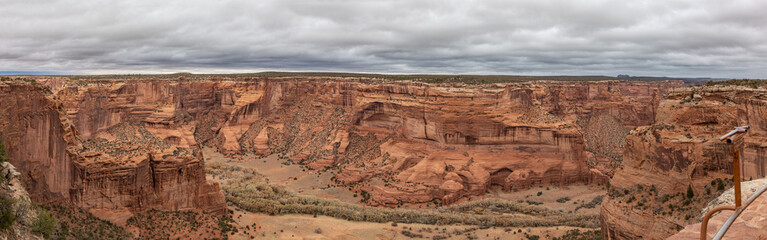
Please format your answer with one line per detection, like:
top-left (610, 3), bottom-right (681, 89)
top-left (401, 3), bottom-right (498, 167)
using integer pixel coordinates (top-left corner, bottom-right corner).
top-left (0, 162), bottom-right (45, 240)
top-left (600, 86), bottom-right (767, 239)
top-left (669, 178), bottom-right (767, 239)
top-left (72, 123), bottom-right (226, 214)
top-left (0, 80), bottom-right (225, 215)
top-left (55, 77), bottom-right (681, 206)
top-left (0, 81), bottom-right (79, 203)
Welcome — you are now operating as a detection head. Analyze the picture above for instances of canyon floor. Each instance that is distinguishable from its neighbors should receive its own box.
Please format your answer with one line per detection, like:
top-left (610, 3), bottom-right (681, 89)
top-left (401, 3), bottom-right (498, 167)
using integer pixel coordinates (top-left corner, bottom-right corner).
top-left (203, 148), bottom-right (604, 239)
top-left (227, 210), bottom-right (595, 240)
top-left (9, 76), bottom-right (767, 239)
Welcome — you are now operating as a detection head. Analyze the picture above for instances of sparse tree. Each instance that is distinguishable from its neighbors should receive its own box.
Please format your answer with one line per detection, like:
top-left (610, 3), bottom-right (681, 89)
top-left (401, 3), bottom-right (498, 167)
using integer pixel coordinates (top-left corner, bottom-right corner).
top-left (686, 184), bottom-right (694, 199)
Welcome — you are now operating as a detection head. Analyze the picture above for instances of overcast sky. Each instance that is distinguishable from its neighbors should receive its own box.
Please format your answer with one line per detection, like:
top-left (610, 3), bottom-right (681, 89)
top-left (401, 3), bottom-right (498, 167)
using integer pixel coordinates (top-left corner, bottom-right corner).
top-left (1, 0), bottom-right (765, 77)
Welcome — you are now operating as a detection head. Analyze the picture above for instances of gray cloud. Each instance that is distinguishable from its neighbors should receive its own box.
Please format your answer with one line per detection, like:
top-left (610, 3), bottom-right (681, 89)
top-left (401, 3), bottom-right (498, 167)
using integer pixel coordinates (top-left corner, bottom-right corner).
top-left (1, 0), bottom-right (766, 77)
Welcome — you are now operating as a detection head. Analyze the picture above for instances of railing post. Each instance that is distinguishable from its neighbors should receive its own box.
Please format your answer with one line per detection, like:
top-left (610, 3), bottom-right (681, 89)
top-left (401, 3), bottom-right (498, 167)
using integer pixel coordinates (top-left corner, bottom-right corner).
top-left (733, 144), bottom-right (741, 208)
top-left (700, 126), bottom-right (750, 240)
top-left (700, 205), bottom-right (736, 240)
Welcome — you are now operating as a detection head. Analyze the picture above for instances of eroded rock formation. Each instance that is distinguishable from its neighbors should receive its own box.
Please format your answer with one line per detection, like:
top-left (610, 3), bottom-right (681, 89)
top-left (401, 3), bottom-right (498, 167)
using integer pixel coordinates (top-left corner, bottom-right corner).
top-left (669, 178), bottom-right (767, 239)
top-left (0, 80), bottom-right (225, 214)
top-left (600, 85), bottom-right (767, 239)
top-left (54, 77), bottom-right (681, 206)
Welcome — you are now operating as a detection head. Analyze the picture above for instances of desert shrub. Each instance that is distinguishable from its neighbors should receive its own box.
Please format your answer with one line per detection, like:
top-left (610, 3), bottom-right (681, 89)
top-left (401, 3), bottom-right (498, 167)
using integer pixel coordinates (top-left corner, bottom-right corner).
top-left (0, 199), bottom-right (16, 231)
top-left (575, 195), bottom-right (604, 211)
top-left (125, 208), bottom-right (228, 239)
top-left (432, 235), bottom-right (448, 240)
top-left (314, 227), bottom-right (322, 234)
top-left (525, 200), bottom-right (543, 205)
top-left (32, 209), bottom-right (57, 238)
top-left (660, 194), bottom-right (672, 203)
top-left (360, 190), bottom-right (370, 203)
top-left (401, 230), bottom-right (423, 238)
top-left (705, 79), bottom-right (766, 88)
top-left (553, 229), bottom-right (602, 240)
top-left (47, 204), bottom-right (132, 239)
top-left (556, 197), bottom-right (571, 203)
top-left (0, 140), bottom-right (8, 163)
top-left (686, 185), bottom-right (694, 199)
top-left (216, 163), bottom-right (599, 228)
top-left (525, 233), bottom-right (541, 240)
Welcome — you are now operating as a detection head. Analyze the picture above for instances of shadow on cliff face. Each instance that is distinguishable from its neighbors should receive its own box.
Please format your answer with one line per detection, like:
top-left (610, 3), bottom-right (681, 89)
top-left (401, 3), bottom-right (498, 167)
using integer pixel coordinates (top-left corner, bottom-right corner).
top-left (44, 77), bottom-right (686, 210)
top-left (601, 85), bottom-right (767, 239)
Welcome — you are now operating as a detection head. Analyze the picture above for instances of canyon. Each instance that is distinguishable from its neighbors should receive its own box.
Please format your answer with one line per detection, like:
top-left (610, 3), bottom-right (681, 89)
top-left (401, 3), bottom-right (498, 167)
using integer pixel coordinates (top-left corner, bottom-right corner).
top-left (49, 76), bottom-right (680, 208)
top-left (600, 84), bottom-right (767, 239)
top-left (8, 74), bottom-right (767, 239)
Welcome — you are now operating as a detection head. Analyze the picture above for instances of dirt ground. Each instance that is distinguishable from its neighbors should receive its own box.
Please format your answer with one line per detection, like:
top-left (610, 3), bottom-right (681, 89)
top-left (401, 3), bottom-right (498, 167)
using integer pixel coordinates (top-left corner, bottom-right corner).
top-left (203, 148), bottom-right (606, 213)
top-left (204, 149), bottom-right (603, 239)
top-left (227, 206), bottom-right (595, 240)
top-left (205, 149), bottom-right (363, 205)
top-left (489, 184), bottom-right (605, 215)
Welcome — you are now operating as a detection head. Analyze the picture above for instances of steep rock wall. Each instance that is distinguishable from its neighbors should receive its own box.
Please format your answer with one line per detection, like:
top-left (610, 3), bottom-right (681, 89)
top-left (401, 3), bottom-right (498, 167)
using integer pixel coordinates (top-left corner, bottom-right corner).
top-left (56, 77), bottom-right (682, 206)
top-left (0, 82), bottom-right (77, 202)
top-left (0, 81), bottom-right (225, 215)
top-left (600, 86), bottom-right (767, 239)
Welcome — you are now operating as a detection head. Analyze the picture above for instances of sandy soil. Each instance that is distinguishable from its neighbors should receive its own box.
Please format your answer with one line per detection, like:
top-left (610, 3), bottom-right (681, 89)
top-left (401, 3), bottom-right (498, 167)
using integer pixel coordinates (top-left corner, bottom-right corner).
top-left (205, 148), bottom-right (603, 239)
top-left (227, 206), bottom-right (595, 240)
top-left (490, 184), bottom-right (605, 215)
top-left (204, 148), bottom-right (606, 213)
top-left (205, 149), bottom-right (361, 205)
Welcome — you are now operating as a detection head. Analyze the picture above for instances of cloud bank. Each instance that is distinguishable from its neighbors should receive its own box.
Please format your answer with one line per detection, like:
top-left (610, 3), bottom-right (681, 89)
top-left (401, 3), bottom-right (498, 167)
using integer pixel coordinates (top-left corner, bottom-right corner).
top-left (1, 0), bottom-right (765, 77)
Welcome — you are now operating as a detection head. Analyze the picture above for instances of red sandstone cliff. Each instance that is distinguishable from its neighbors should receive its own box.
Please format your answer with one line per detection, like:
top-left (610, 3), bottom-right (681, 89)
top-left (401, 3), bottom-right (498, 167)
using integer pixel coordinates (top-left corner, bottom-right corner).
top-left (0, 80), bottom-right (225, 215)
top-left (55, 77), bottom-right (681, 206)
top-left (600, 85), bottom-right (767, 239)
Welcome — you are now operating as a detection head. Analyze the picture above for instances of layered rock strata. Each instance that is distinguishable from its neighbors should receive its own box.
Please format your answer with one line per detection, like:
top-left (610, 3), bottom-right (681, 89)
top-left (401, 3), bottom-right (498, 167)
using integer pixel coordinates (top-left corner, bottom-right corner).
top-left (55, 77), bottom-right (681, 206)
top-left (600, 85), bottom-right (767, 239)
top-left (0, 80), bottom-right (225, 214)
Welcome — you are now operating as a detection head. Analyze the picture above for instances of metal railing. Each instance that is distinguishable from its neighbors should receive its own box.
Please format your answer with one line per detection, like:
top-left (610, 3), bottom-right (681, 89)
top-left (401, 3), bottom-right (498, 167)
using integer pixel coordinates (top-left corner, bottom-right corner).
top-left (711, 183), bottom-right (767, 239)
top-left (700, 126), bottom-right (767, 240)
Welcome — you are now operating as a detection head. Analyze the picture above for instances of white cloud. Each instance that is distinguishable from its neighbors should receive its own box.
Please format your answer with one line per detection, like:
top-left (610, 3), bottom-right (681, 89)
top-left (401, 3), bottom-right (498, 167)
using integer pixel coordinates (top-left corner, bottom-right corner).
top-left (0, 0), bottom-right (765, 77)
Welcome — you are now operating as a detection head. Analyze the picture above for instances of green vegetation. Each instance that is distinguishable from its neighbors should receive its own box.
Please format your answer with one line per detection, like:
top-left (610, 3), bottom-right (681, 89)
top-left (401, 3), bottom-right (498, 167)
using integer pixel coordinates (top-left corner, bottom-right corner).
top-left (0, 140), bottom-right (8, 184)
top-left (0, 199), bottom-right (17, 231)
top-left (126, 209), bottom-right (234, 239)
top-left (717, 178), bottom-right (725, 191)
top-left (46, 204), bottom-right (133, 240)
top-left (359, 190), bottom-right (371, 203)
top-left (31, 209), bottom-right (56, 238)
top-left (525, 233), bottom-right (541, 240)
top-left (705, 79), bottom-right (766, 88)
top-left (209, 162), bottom-right (599, 228)
top-left (686, 184), bottom-right (694, 199)
top-left (553, 229), bottom-right (602, 240)
top-left (65, 72), bottom-right (678, 85)
top-left (0, 140), bottom-right (8, 163)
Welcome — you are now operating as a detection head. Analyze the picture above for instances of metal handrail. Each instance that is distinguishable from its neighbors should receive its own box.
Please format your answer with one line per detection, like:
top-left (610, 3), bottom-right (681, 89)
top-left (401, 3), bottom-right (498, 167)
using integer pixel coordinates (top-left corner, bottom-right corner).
top-left (700, 205), bottom-right (735, 240)
top-left (711, 183), bottom-right (767, 240)
top-left (699, 126), bottom-right (749, 240)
